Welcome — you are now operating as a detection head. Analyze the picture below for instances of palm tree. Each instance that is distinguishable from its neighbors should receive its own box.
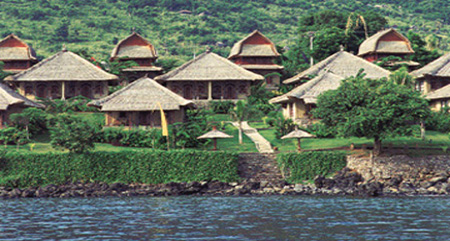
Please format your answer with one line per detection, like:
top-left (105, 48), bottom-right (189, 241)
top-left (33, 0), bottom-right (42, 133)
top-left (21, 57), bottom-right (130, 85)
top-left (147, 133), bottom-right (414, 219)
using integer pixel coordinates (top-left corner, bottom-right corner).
top-left (345, 13), bottom-right (368, 39)
top-left (229, 101), bottom-right (246, 144)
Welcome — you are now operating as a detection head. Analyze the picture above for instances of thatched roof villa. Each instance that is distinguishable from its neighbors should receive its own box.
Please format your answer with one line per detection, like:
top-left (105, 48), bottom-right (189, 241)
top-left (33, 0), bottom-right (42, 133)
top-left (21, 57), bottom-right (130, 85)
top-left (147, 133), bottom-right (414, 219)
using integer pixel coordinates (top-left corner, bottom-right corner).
top-left (0, 34), bottom-right (37, 73)
top-left (155, 50), bottom-right (264, 101)
top-left (0, 82), bottom-right (43, 128)
top-left (89, 77), bottom-right (193, 127)
top-left (411, 53), bottom-right (450, 111)
top-left (111, 32), bottom-right (163, 80)
top-left (277, 50), bottom-right (390, 122)
top-left (228, 30), bottom-right (284, 90)
top-left (5, 48), bottom-right (118, 100)
top-left (270, 72), bottom-right (344, 120)
top-left (358, 28), bottom-right (418, 68)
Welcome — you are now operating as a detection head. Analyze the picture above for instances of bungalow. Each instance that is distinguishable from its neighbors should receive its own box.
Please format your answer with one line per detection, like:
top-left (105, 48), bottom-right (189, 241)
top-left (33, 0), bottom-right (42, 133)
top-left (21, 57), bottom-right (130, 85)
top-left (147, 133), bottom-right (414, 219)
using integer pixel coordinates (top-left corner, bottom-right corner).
top-left (358, 28), bottom-right (418, 68)
top-left (228, 30), bottom-right (284, 90)
top-left (276, 50), bottom-right (390, 122)
top-left (283, 50), bottom-right (390, 86)
top-left (0, 82), bottom-right (44, 128)
top-left (0, 34), bottom-right (37, 73)
top-left (411, 53), bottom-right (450, 111)
top-left (270, 72), bottom-right (344, 120)
top-left (110, 32), bottom-right (163, 81)
top-left (155, 50), bottom-right (264, 101)
top-left (88, 77), bottom-right (193, 127)
top-left (5, 47), bottom-right (118, 100)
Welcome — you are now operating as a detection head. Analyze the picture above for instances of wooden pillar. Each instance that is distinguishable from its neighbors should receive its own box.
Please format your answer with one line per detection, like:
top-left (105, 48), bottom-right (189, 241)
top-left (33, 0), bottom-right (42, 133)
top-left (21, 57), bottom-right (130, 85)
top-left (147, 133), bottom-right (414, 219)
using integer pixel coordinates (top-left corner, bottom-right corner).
top-left (208, 81), bottom-right (212, 100)
top-left (61, 81), bottom-right (66, 100)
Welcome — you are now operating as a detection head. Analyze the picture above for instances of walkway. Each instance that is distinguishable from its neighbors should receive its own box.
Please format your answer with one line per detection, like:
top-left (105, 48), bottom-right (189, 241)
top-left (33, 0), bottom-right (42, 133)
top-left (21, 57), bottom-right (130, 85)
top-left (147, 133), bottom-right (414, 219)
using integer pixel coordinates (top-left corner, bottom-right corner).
top-left (232, 121), bottom-right (274, 153)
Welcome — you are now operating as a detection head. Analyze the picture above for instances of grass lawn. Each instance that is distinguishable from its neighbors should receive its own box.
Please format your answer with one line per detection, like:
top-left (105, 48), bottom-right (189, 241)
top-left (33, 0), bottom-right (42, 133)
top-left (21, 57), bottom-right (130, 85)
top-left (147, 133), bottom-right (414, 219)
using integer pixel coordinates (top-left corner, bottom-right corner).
top-left (200, 124), bottom-right (258, 152)
top-left (257, 126), bottom-right (450, 155)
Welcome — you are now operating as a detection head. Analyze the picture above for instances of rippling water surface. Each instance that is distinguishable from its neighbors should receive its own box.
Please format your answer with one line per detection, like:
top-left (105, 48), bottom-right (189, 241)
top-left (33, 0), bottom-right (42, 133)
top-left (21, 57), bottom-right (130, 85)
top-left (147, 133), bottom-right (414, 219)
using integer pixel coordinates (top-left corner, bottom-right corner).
top-left (1, 196), bottom-right (450, 240)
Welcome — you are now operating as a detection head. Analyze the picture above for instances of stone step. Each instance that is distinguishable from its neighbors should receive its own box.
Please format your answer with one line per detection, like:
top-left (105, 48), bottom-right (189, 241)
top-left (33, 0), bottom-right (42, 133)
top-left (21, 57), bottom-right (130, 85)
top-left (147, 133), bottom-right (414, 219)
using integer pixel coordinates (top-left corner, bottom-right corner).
top-left (238, 153), bottom-right (284, 185)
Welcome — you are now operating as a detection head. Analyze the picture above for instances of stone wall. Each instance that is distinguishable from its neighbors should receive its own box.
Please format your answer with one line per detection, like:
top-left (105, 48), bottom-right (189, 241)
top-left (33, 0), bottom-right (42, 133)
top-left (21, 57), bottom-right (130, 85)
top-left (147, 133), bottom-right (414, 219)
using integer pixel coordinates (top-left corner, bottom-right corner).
top-left (347, 155), bottom-right (450, 194)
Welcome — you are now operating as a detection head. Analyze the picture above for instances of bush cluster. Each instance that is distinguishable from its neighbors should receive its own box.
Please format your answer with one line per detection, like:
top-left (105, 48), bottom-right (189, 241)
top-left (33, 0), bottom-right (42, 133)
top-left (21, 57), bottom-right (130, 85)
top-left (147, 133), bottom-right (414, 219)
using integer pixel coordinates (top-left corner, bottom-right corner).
top-left (209, 101), bottom-right (235, 114)
top-left (0, 150), bottom-right (240, 188)
top-left (277, 151), bottom-right (347, 183)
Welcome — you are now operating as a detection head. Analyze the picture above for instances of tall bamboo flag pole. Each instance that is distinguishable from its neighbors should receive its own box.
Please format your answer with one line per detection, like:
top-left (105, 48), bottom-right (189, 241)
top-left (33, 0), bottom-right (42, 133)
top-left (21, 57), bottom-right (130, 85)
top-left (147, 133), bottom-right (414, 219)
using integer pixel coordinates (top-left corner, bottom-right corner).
top-left (157, 102), bottom-right (170, 150)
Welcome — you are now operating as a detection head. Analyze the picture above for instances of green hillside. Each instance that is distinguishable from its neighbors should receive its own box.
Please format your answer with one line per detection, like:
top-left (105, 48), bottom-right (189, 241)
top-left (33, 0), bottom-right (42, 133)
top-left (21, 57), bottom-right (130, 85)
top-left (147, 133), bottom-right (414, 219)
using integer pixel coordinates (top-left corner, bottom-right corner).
top-left (0, 0), bottom-right (448, 69)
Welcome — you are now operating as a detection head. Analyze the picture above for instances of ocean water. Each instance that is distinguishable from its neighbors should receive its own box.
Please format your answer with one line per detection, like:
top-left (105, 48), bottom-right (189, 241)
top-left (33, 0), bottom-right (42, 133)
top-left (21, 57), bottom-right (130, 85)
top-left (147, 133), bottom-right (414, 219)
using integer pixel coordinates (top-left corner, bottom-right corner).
top-left (1, 196), bottom-right (449, 240)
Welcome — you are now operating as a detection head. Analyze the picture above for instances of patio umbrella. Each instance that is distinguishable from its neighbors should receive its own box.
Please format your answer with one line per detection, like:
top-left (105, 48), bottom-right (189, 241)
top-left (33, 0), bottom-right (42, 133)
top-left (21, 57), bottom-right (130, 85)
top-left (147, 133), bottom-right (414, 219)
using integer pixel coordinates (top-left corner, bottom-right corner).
top-left (197, 126), bottom-right (233, 151)
top-left (281, 127), bottom-right (315, 152)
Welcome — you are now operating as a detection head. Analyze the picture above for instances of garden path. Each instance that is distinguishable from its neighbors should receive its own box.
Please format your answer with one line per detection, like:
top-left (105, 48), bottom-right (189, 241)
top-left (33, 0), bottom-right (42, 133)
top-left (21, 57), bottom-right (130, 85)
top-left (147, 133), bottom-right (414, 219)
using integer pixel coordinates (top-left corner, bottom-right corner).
top-left (232, 121), bottom-right (274, 153)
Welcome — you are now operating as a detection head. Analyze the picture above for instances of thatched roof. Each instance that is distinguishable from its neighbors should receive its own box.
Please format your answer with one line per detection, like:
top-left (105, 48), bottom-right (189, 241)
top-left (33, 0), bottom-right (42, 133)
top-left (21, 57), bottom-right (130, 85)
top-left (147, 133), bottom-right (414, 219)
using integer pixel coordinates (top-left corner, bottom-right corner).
top-left (0, 83), bottom-right (43, 110)
top-left (270, 72), bottom-right (344, 104)
top-left (281, 129), bottom-right (315, 139)
top-left (358, 28), bottom-right (414, 56)
top-left (111, 32), bottom-right (158, 60)
top-left (426, 84), bottom-right (450, 100)
top-left (411, 53), bottom-right (450, 79)
top-left (122, 66), bottom-right (163, 72)
top-left (197, 129), bottom-right (233, 139)
top-left (0, 34), bottom-right (36, 61)
top-left (283, 50), bottom-right (390, 85)
top-left (228, 30), bottom-right (280, 59)
top-left (155, 51), bottom-right (264, 82)
top-left (88, 77), bottom-right (192, 112)
top-left (5, 49), bottom-right (118, 82)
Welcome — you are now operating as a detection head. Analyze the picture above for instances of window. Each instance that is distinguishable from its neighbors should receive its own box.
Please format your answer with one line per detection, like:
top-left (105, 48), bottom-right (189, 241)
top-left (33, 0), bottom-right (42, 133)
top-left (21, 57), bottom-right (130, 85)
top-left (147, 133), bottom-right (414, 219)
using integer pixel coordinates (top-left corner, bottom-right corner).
top-left (415, 81), bottom-right (425, 93)
top-left (441, 100), bottom-right (448, 109)
top-left (119, 112), bottom-right (127, 118)
top-left (25, 84), bottom-right (33, 95)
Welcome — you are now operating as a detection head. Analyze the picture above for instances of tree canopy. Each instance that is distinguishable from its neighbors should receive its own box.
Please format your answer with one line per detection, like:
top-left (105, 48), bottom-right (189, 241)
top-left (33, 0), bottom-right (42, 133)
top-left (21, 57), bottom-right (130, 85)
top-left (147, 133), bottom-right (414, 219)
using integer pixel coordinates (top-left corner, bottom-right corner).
top-left (313, 73), bottom-right (430, 155)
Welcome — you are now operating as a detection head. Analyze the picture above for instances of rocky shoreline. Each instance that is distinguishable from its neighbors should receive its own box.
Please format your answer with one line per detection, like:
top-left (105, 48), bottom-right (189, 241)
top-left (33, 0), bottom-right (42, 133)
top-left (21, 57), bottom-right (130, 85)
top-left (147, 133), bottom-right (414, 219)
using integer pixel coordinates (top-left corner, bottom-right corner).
top-left (1, 167), bottom-right (450, 198)
top-left (2, 154), bottom-right (450, 199)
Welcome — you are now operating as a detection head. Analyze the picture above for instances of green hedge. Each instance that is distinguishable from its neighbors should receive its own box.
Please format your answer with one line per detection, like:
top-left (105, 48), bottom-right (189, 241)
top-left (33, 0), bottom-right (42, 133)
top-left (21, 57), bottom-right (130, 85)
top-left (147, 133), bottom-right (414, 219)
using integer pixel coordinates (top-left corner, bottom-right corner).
top-left (0, 150), bottom-right (240, 188)
top-left (277, 151), bottom-right (347, 183)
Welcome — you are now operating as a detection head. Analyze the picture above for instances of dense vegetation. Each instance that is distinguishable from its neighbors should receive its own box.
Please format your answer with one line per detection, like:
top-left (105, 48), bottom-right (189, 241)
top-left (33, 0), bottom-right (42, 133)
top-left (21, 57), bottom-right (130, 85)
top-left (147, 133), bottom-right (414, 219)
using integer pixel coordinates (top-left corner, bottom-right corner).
top-left (0, 0), bottom-right (448, 74)
top-left (277, 151), bottom-right (347, 183)
top-left (0, 150), bottom-right (240, 188)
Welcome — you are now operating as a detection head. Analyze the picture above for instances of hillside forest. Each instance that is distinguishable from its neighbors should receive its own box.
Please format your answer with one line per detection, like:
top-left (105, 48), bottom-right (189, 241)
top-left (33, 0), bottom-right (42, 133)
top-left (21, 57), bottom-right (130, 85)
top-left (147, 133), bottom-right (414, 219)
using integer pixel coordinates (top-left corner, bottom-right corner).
top-left (0, 0), bottom-right (448, 77)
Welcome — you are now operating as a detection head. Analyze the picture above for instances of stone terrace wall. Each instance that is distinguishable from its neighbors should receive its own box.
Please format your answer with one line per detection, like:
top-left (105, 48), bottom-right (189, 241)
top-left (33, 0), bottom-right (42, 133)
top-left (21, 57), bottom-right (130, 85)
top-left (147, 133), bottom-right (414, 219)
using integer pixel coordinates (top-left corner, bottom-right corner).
top-left (348, 155), bottom-right (450, 182)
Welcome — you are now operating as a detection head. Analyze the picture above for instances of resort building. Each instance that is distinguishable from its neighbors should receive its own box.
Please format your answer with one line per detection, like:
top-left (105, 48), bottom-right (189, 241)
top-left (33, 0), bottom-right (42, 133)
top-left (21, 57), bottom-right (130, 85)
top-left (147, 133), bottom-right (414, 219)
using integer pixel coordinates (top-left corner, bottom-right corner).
top-left (88, 77), bottom-right (193, 127)
top-left (0, 34), bottom-right (37, 73)
top-left (357, 28), bottom-right (418, 68)
top-left (5, 48), bottom-right (118, 100)
top-left (283, 50), bottom-right (390, 86)
top-left (411, 53), bottom-right (450, 111)
top-left (270, 72), bottom-right (343, 120)
top-left (155, 50), bottom-right (264, 101)
top-left (110, 32), bottom-right (162, 81)
top-left (278, 50), bottom-right (390, 122)
top-left (228, 30), bottom-right (284, 90)
top-left (0, 82), bottom-right (44, 128)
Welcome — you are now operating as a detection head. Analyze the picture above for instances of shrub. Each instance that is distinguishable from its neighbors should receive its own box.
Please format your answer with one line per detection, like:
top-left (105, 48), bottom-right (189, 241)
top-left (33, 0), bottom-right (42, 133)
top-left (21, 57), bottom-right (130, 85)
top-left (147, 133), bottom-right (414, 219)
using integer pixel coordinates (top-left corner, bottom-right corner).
top-left (49, 114), bottom-right (98, 153)
top-left (425, 109), bottom-right (450, 133)
top-left (277, 151), bottom-right (347, 183)
top-left (10, 108), bottom-right (48, 137)
top-left (209, 100), bottom-right (235, 114)
top-left (306, 122), bottom-right (336, 138)
top-left (0, 127), bottom-right (28, 147)
top-left (0, 150), bottom-right (240, 188)
top-left (266, 112), bottom-right (297, 139)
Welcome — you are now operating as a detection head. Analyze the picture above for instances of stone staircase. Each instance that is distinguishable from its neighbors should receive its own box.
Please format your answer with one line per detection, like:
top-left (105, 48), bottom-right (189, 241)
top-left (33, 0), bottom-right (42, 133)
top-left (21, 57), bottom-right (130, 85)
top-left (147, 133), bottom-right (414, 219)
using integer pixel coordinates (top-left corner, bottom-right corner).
top-left (238, 153), bottom-right (285, 187)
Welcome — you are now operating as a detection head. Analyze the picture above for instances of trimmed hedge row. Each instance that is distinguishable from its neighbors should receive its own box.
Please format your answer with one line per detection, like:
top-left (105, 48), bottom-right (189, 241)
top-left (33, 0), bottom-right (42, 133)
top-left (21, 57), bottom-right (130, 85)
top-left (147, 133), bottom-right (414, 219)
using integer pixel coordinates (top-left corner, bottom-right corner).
top-left (277, 151), bottom-right (347, 183)
top-left (0, 150), bottom-right (240, 188)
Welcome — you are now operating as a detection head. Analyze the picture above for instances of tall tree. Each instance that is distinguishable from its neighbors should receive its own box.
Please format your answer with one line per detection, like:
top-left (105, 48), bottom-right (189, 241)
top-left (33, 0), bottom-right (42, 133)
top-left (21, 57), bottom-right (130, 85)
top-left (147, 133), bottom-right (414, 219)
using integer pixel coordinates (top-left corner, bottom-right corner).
top-left (313, 74), bottom-right (430, 156)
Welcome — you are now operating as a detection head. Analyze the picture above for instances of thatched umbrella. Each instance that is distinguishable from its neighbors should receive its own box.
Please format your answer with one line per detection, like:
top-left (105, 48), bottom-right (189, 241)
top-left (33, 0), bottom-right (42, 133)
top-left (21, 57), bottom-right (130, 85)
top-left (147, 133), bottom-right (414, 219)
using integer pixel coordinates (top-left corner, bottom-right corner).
top-left (197, 126), bottom-right (233, 151)
top-left (281, 127), bottom-right (315, 152)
